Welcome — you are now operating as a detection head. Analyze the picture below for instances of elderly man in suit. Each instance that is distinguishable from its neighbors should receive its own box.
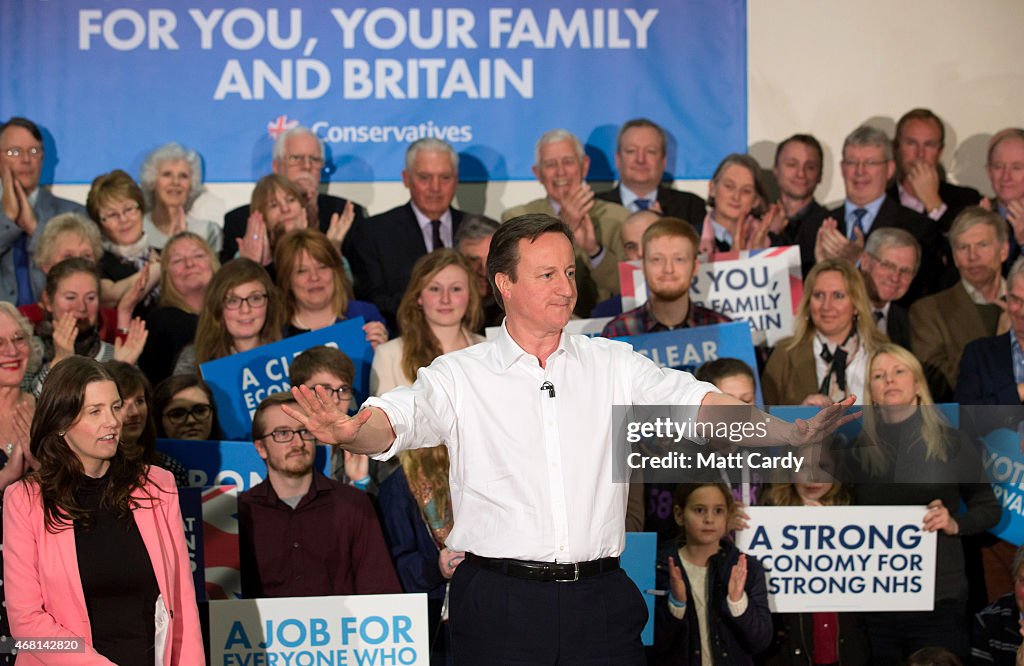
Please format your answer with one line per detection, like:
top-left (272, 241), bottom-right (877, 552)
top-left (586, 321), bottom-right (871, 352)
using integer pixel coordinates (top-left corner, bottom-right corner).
top-left (221, 126), bottom-right (366, 263)
top-left (503, 129), bottom-right (628, 310)
top-left (0, 117), bottom-right (86, 305)
top-left (596, 118), bottom-right (706, 228)
top-left (349, 138), bottom-right (465, 329)
top-left (860, 227), bottom-right (920, 349)
top-left (911, 207), bottom-right (1009, 401)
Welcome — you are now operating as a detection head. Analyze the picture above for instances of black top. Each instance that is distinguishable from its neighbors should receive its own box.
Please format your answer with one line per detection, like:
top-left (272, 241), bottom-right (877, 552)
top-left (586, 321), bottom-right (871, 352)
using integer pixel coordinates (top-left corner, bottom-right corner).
top-left (74, 474), bottom-right (160, 666)
top-left (138, 306), bottom-right (198, 387)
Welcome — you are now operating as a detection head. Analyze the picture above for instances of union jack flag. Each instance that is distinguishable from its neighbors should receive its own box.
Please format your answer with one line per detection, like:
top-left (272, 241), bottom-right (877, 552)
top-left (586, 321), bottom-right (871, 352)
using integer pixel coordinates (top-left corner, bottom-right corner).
top-left (266, 115), bottom-right (299, 140)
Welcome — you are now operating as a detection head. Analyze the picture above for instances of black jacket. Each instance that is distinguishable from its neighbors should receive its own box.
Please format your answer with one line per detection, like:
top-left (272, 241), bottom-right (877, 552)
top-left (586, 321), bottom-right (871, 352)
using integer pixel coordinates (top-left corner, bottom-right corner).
top-left (654, 539), bottom-right (772, 665)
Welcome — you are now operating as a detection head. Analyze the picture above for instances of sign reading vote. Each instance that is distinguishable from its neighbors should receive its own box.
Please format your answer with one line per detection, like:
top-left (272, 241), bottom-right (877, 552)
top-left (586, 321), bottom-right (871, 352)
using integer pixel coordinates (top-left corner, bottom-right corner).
top-left (981, 427), bottom-right (1024, 546)
top-left (210, 594), bottom-right (429, 665)
top-left (200, 318), bottom-right (371, 441)
top-left (1, 1), bottom-right (745, 184)
top-left (614, 321), bottom-right (763, 406)
top-left (736, 506), bottom-right (937, 613)
top-left (157, 438), bottom-right (331, 490)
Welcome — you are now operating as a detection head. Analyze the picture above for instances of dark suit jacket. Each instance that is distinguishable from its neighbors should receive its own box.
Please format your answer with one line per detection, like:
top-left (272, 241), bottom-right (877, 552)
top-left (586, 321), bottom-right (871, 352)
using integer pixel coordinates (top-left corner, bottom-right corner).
top-left (829, 196), bottom-right (943, 301)
top-left (596, 184), bottom-right (707, 231)
top-left (885, 302), bottom-right (912, 350)
top-left (886, 180), bottom-right (982, 235)
top-left (774, 199), bottom-right (829, 276)
top-left (955, 332), bottom-right (1018, 405)
top-left (221, 193), bottom-right (366, 264)
top-left (348, 202), bottom-right (464, 330)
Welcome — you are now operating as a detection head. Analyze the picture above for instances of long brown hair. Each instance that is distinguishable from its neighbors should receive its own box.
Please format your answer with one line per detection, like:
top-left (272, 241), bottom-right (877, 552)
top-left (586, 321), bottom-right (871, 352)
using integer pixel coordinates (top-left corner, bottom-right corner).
top-left (396, 249), bottom-right (481, 383)
top-left (274, 229), bottom-right (351, 323)
top-left (193, 258), bottom-right (283, 363)
top-left (28, 356), bottom-right (155, 533)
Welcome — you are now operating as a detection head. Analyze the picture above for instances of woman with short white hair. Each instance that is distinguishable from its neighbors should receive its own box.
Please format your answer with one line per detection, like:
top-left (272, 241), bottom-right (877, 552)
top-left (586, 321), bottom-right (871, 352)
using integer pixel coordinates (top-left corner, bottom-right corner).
top-left (139, 142), bottom-right (222, 252)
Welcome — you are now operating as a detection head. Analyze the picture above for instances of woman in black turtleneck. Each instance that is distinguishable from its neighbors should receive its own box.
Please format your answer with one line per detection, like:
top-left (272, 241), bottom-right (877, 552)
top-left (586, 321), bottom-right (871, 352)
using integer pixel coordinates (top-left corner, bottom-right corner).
top-left (842, 344), bottom-right (999, 663)
top-left (2, 357), bottom-right (203, 665)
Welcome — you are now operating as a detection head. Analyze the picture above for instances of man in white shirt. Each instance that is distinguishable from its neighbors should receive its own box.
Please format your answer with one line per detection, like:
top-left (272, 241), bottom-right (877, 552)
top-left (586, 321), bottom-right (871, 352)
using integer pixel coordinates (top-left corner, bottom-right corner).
top-left (287, 214), bottom-right (852, 663)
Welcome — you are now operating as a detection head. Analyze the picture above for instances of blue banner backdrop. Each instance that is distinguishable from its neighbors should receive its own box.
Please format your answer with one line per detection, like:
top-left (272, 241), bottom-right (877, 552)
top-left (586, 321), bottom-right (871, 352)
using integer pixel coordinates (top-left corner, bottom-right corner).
top-left (0, 0), bottom-right (746, 183)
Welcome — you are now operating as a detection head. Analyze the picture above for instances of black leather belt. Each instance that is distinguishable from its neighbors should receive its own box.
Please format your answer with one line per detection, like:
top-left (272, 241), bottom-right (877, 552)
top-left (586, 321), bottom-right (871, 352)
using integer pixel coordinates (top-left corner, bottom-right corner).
top-left (466, 553), bottom-right (620, 583)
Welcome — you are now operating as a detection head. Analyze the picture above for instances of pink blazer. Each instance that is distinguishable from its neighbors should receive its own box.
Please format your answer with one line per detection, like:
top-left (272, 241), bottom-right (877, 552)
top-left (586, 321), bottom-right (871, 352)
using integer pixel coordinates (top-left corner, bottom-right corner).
top-left (3, 466), bottom-right (205, 665)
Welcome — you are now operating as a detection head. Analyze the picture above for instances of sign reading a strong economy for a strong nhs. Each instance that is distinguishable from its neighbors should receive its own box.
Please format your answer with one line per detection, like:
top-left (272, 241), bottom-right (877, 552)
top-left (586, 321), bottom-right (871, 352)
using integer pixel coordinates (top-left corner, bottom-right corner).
top-left (0, 1), bottom-right (746, 183)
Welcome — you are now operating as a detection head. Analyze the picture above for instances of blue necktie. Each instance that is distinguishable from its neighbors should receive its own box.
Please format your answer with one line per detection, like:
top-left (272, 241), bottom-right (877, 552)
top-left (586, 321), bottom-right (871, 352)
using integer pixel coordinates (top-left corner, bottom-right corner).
top-left (851, 208), bottom-right (868, 240)
top-left (635, 198), bottom-right (651, 210)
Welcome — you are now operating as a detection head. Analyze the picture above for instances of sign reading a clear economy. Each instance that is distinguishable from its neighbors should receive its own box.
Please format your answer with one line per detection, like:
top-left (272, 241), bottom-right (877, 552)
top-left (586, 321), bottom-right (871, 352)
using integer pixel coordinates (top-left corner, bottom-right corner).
top-left (0, 1), bottom-right (746, 183)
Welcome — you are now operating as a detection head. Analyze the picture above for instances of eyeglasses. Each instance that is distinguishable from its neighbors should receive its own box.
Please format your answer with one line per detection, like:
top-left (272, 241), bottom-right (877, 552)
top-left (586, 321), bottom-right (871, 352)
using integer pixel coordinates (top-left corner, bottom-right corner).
top-left (163, 404), bottom-right (212, 424)
top-left (284, 154), bottom-right (324, 167)
top-left (308, 384), bottom-right (354, 403)
top-left (99, 203), bottom-right (141, 224)
top-left (4, 147), bottom-right (42, 160)
top-left (259, 428), bottom-right (317, 443)
top-left (0, 333), bottom-right (28, 354)
top-left (224, 292), bottom-right (268, 310)
top-left (867, 253), bottom-right (916, 280)
top-left (840, 159), bottom-right (889, 170)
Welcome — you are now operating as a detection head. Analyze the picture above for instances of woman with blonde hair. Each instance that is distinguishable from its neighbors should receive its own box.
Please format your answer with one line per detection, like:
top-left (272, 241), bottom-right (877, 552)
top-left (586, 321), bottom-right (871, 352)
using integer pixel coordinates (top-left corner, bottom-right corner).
top-left (275, 228), bottom-right (387, 347)
top-left (138, 231), bottom-right (219, 385)
top-left (762, 259), bottom-right (888, 406)
top-left (842, 343), bottom-right (998, 661)
top-left (173, 258), bottom-right (283, 374)
top-left (374, 249), bottom-right (482, 664)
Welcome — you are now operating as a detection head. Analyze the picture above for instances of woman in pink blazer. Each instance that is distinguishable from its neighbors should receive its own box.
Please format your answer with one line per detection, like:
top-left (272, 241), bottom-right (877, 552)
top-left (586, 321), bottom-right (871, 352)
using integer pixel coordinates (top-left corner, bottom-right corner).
top-left (3, 356), bottom-right (204, 665)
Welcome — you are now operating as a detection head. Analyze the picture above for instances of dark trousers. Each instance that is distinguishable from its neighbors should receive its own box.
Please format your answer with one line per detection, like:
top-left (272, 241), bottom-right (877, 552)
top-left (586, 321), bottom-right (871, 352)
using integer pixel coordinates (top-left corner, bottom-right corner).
top-left (448, 557), bottom-right (648, 665)
top-left (863, 601), bottom-right (968, 664)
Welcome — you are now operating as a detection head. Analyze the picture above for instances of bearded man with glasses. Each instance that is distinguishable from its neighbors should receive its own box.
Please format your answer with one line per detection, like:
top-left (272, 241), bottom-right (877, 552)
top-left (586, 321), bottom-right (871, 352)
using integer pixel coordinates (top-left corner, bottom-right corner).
top-left (237, 391), bottom-right (400, 599)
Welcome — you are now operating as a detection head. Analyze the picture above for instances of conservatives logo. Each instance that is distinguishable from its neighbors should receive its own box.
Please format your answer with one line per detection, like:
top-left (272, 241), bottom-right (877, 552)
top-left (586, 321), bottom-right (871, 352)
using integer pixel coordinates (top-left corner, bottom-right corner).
top-left (266, 115), bottom-right (299, 140)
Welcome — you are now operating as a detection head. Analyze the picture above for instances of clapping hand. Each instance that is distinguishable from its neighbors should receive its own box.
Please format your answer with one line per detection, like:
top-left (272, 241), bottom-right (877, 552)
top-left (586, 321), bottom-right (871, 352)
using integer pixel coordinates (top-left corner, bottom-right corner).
top-left (327, 201), bottom-right (356, 248)
top-left (113, 317), bottom-right (148, 364)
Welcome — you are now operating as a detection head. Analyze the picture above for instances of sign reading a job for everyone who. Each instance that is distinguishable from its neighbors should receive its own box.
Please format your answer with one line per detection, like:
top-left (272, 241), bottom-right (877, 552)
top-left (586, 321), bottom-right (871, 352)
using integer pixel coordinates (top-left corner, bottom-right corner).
top-left (0, 1), bottom-right (746, 183)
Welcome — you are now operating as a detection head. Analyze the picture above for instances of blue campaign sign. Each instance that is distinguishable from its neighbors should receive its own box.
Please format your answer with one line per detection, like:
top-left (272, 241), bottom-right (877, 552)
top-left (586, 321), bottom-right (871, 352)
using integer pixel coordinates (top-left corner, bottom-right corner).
top-left (613, 321), bottom-right (763, 406)
top-left (157, 438), bottom-right (331, 490)
top-left (200, 317), bottom-right (371, 441)
top-left (981, 428), bottom-right (1024, 546)
top-left (622, 532), bottom-right (656, 646)
top-left (0, 1), bottom-right (746, 183)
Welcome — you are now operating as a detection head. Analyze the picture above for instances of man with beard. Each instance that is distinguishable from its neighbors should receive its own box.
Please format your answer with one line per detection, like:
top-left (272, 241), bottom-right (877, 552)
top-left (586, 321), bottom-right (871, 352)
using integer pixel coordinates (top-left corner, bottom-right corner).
top-left (238, 392), bottom-right (400, 598)
top-left (600, 217), bottom-right (729, 337)
top-left (859, 227), bottom-right (921, 349)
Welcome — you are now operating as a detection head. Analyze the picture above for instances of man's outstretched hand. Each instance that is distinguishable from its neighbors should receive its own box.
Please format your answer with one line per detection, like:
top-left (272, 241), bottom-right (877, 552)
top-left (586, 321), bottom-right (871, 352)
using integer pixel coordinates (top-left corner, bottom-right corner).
top-left (283, 385), bottom-right (373, 445)
top-left (787, 395), bottom-right (860, 447)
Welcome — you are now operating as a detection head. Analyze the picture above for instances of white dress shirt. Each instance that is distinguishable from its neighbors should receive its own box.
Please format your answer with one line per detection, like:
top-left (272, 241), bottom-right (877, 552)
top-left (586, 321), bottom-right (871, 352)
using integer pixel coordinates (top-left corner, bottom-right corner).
top-left (365, 323), bottom-right (717, 562)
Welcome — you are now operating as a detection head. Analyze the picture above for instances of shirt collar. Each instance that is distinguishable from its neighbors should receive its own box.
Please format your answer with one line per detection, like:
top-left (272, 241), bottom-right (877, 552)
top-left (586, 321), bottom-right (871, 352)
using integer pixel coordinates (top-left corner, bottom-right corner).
top-left (962, 276), bottom-right (1006, 305)
top-left (410, 202), bottom-right (452, 228)
top-left (246, 470), bottom-right (328, 507)
top-left (546, 197), bottom-right (562, 216)
top-left (620, 184), bottom-right (657, 209)
top-left (494, 319), bottom-right (575, 370)
top-left (844, 193), bottom-right (886, 225)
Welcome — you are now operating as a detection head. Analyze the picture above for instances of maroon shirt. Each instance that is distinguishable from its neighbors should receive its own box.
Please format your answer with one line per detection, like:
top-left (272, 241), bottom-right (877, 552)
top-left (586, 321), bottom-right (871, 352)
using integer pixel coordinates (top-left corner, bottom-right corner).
top-left (239, 471), bottom-right (401, 598)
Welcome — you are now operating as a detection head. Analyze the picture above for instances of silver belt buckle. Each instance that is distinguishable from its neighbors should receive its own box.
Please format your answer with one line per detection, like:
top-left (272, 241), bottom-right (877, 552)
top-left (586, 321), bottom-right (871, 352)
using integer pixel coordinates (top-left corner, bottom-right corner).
top-left (555, 562), bottom-right (579, 583)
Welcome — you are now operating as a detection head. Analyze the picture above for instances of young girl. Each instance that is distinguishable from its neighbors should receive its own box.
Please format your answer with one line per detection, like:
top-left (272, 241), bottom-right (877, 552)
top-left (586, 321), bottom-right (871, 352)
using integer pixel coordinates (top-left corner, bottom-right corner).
top-left (761, 459), bottom-right (870, 665)
top-left (655, 482), bottom-right (772, 665)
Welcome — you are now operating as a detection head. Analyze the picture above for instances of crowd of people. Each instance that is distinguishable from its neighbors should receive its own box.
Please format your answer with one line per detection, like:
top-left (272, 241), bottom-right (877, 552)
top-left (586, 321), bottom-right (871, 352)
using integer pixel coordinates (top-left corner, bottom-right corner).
top-left (1, 109), bottom-right (1023, 664)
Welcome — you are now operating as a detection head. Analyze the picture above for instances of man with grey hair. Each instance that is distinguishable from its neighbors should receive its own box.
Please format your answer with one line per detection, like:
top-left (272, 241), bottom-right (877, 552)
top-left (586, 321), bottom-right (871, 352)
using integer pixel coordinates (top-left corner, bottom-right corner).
top-left (0, 116), bottom-right (85, 306)
top-left (596, 118), bottom-right (706, 228)
top-left (502, 128), bottom-right (629, 313)
top-left (220, 125), bottom-right (366, 263)
top-left (817, 125), bottom-right (940, 298)
top-left (349, 138), bottom-right (466, 328)
top-left (859, 227), bottom-right (920, 348)
top-left (455, 213), bottom-right (503, 329)
top-left (912, 206), bottom-right (1010, 400)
